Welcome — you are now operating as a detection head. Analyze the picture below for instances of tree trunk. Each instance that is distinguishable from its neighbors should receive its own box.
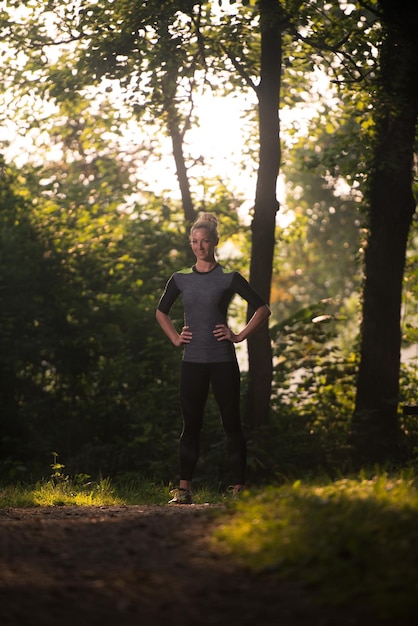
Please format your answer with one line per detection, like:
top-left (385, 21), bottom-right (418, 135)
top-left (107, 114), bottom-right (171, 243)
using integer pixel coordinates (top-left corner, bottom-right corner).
top-left (160, 14), bottom-right (196, 224)
top-left (246, 0), bottom-right (282, 428)
top-left (352, 3), bottom-right (418, 465)
top-left (167, 115), bottom-right (196, 223)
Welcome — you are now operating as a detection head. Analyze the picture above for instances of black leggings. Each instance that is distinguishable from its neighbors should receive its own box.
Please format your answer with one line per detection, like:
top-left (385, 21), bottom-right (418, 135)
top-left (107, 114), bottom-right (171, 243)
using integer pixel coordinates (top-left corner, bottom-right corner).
top-left (179, 360), bottom-right (246, 485)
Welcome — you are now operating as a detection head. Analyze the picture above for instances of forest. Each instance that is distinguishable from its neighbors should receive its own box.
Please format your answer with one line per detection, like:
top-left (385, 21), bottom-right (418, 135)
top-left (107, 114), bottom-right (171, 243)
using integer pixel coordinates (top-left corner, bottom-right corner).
top-left (0, 0), bottom-right (417, 488)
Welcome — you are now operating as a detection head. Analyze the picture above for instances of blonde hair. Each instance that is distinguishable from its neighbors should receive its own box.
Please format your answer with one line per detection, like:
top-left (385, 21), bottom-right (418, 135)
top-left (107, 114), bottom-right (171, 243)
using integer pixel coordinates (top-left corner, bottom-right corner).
top-left (190, 212), bottom-right (219, 244)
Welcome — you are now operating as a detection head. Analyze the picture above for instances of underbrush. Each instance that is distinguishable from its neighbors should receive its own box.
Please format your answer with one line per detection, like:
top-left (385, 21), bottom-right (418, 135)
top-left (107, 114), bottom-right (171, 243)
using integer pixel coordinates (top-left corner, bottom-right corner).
top-left (0, 459), bottom-right (229, 507)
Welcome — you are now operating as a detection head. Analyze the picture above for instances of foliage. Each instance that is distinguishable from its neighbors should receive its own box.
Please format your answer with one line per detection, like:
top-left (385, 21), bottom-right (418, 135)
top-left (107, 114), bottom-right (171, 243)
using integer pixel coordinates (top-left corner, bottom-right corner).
top-left (214, 471), bottom-right (418, 620)
top-left (2, 139), bottom-right (416, 483)
top-left (0, 0), bottom-right (417, 481)
top-left (0, 145), bottom-right (255, 485)
top-left (240, 301), bottom-right (358, 481)
top-left (275, 130), bottom-right (363, 322)
top-left (0, 148), bottom-right (188, 480)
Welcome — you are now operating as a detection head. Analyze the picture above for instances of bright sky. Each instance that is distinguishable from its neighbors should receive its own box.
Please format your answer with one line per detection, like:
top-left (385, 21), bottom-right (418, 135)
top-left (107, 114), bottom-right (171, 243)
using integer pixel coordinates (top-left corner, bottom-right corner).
top-left (139, 91), bottom-right (260, 212)
top-left (139, 67), bottom-right (333, 227)
top-left (0, 85), bottom-right (326, 232)
top-left (0, 66), bottom-right (334, 229)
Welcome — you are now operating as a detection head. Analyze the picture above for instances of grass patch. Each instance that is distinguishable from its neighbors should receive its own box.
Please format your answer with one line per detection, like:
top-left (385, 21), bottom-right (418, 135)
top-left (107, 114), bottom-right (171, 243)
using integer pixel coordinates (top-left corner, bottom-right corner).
top-left (213, 471), bottom-right (418, 620)
top-left (0, 453), bottom-right (237, 507)
top-left (0, 476), bottom-right (123, 508)
top-left (0, 475), bottom-right (229, 508)
top-left (0, 452), bottom-right (228, 507)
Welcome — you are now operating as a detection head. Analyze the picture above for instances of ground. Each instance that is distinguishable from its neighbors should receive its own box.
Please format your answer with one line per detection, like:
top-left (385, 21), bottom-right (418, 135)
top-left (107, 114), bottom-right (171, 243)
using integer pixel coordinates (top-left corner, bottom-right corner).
top-left (0, 505), bottom-right (412, 626)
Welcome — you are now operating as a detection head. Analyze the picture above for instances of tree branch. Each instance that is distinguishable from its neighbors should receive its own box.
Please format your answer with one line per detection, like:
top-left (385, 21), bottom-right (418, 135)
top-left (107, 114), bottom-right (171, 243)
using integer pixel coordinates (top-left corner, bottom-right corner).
top-left (219, 43), bottom-right (259, 94)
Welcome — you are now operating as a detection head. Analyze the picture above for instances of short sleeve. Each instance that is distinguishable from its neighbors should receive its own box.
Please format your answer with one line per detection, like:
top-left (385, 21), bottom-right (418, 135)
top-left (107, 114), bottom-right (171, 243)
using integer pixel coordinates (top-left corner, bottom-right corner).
top-left (157, 275), bottom-right (181, 314)
top-left (231, 272), bottom-right (267, 310)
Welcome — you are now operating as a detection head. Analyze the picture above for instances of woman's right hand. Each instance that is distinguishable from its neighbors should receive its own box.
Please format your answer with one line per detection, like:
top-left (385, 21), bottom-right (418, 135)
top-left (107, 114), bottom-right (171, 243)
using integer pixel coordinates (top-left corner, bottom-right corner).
top-left (176, 325), bottom-right (192, 346)
top-left (156, 310), bottom-right (192, 348)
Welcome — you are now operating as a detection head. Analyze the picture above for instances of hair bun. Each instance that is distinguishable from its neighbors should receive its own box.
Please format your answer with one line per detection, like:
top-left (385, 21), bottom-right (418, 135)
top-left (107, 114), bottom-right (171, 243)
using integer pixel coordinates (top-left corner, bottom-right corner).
top-left (199, 212), bottom-right (218, 226)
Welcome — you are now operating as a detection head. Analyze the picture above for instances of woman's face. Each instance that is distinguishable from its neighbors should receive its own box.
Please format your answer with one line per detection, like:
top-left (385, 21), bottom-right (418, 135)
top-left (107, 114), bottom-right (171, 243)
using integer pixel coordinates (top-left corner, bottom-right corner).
top-left (190, 227), bottom-right (216, 263)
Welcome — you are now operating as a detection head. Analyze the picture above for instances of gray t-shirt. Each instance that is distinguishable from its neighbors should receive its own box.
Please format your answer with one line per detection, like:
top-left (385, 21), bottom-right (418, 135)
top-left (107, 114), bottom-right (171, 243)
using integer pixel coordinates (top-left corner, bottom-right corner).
top-left (157, 264), bottom-right (266, 363)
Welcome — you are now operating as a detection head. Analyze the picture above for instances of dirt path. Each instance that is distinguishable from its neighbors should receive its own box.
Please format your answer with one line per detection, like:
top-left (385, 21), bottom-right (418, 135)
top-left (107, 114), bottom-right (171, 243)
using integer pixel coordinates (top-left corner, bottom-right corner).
top-left (0, 505), bottom-right (408, 626)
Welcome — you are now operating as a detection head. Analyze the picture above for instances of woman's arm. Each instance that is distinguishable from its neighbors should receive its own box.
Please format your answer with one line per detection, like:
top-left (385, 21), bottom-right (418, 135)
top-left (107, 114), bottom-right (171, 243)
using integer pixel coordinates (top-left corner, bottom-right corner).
top-left (156, 309), bottom-right (192, 347)
top-left (213, 304), bottom-right (271, 343)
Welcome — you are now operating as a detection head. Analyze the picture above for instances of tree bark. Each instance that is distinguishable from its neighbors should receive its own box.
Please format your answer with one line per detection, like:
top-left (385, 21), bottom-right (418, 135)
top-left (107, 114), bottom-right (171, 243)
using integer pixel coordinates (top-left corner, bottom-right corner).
top-left (352, 3), bottom-right (418, 464)
top-left (167, 115), bottom-right (196, 223)
top-left (246, 0), bottom-right (282, 427)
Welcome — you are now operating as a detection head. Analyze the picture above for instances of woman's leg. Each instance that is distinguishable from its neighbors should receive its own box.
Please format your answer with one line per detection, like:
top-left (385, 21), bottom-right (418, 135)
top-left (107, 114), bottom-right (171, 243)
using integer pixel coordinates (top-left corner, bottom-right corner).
top-left (179, 362), bottom-right (210, 483)
top-left (210, 361), bottom-right (246, 486)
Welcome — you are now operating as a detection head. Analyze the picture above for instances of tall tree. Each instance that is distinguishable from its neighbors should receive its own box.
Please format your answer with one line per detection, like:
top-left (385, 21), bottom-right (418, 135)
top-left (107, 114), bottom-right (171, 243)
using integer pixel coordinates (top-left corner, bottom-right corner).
top-left (246, 0), bottom-right (283, 426)
top-left (265, 0), bottom-right (418, 462)
top-left (351, 0), bottom-right (418, 464)
top-left (78, 0), bottom-right (203, 222)
top-left (208, 0), bottom-right (310, 426)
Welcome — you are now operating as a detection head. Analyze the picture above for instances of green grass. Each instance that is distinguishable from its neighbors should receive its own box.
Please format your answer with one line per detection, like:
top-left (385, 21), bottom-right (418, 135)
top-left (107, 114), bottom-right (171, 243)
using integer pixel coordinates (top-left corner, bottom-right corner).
top-left (213, 471), bottom-right (418, 620)
top-left (0, 452), bottom-right (229, 507)
top-left (0, 475), bottom-right (229, 508)
top-left (0, 477), bottom-right (123, 508)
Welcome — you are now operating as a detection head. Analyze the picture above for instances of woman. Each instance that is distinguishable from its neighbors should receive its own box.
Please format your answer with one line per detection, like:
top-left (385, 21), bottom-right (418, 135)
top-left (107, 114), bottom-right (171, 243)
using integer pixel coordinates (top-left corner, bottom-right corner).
top-left (156, 212), bottom-right (270, 503)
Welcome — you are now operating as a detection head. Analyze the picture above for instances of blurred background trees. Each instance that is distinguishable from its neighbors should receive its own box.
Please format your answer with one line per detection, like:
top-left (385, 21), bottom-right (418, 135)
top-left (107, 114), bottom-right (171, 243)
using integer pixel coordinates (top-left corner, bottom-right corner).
top-left (0, 0), bottom-right (417, 485)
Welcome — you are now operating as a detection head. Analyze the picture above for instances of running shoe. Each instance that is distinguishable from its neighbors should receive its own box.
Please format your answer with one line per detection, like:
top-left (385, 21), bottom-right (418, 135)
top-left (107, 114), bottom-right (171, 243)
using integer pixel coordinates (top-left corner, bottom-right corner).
top-left (168, 487), bottom-right (192, 504)
top-left (227, 485), bottom-right (245, 499)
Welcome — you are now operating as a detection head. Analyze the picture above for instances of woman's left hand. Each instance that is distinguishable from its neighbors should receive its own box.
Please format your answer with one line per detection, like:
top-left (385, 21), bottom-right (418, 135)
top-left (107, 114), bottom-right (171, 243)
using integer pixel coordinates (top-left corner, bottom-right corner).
top-left (213, 324), bottom-right (237, 343)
